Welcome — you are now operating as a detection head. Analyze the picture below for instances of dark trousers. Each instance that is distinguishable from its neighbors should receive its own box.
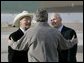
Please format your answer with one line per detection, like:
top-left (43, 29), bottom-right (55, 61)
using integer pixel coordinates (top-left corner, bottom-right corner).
top-left (59, 44), bottom-right (77, 62)
top-left (8, 46), bottom-right (28, 62)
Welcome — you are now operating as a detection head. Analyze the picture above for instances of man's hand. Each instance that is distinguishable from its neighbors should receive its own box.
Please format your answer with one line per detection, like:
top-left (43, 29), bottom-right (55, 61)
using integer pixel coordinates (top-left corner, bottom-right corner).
top-left (70, 35), bottom-right (78, 44)
top-left (8, 38), bottom-right (14, 46)
top-left (70, 35), bottom-right (75, 42)
top-left (8, 37), bottom-right (17, 49)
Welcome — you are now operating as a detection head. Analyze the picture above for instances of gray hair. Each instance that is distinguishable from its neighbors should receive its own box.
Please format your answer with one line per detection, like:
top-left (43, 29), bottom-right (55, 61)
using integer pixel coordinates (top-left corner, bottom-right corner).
top-left (35, 9), bottom-right (48, 22)
top-left (53, 13), bottom-right (62, 21)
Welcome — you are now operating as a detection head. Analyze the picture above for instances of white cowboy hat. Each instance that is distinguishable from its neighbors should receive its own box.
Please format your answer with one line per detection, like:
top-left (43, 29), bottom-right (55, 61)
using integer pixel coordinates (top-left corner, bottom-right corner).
top-left (13, 11), bottom-right (33, 27)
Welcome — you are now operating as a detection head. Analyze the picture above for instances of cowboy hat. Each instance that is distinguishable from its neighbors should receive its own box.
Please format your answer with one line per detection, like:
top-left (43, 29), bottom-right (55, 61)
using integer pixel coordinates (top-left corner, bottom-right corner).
top-left (13, 11), bottom-right (33, 27)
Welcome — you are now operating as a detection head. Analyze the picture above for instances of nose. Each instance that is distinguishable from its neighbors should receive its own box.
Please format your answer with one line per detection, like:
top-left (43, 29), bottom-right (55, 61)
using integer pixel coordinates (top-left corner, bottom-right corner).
top-left (51, 19), bottom-right (57, 23)
top-left (54, 20), bottom-right (57, 22)
top-left (27, 20), bottom-right (31, 23)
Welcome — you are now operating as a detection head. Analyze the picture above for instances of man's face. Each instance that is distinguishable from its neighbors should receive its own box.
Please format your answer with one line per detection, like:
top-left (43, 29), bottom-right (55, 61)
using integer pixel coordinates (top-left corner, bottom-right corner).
top-left (51, 16), bottom-right (62, 28)
top-left (20, 16), bottom-right (31, 29)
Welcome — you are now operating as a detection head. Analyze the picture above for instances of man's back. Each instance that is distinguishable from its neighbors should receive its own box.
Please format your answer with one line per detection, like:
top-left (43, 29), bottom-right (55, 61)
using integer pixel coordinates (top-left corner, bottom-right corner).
top-left (16, 22), bottom-right (76, 62)
top-left (27, 22), bottom-right (60, 62)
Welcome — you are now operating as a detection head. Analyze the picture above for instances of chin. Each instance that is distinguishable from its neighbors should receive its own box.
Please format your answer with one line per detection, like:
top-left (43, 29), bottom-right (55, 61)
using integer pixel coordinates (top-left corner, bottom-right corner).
top-left (26, 26), bottom-right (30, 28)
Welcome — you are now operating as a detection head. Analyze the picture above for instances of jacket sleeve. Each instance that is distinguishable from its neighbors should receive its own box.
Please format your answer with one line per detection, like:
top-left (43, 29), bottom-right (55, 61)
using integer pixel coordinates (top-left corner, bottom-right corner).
top-left (8, 33), bottom-right (15, 46)
top-left (10, 34), bottom-right (29, 51)
top-left (57, 31), bottom-right (78, 50)
top-left (10, 29), bottom-right (34, 51)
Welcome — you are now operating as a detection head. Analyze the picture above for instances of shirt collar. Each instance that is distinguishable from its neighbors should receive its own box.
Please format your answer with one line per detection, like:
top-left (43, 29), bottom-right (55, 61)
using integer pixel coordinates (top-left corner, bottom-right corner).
top-left (57, 24), bottom-right (63, 32)
top-left (20, 27), bottom-right (25, 33)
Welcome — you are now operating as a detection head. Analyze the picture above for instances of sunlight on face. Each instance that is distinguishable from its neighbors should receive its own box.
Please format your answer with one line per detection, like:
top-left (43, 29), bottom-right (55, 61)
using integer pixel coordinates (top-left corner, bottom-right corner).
top-left (51, 16), bottom-right (62, 28)
top-left (20, 16), bottom-right (31, 28)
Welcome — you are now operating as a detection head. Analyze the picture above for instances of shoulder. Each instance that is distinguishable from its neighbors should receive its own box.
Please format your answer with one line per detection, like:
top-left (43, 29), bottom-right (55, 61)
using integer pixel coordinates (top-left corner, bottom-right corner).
top-left (63, 26), bottom-right (76, 33)
top-left (9, 29), bottom-right (23, 40)
top-left (63, 26), bottom-right (77, 37)
top-left (9, 29), bottom-right (21, 36)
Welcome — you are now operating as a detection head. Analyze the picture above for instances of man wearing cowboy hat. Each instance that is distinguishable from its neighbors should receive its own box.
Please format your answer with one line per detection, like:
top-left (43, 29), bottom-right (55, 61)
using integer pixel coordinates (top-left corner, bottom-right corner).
top-left (8, 11), bottom-right (33, 62)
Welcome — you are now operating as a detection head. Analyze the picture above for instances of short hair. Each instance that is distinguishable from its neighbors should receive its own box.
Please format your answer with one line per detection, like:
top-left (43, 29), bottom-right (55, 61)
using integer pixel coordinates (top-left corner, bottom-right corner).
top-left (35, 9), bottom-right (48, 22)
top-left (53, 13), bottom-right (62, 21)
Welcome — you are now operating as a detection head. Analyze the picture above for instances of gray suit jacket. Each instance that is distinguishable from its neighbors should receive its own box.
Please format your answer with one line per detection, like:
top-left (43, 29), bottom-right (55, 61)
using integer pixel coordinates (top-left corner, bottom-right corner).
top-left (11, 22), bottom-right (77, 62)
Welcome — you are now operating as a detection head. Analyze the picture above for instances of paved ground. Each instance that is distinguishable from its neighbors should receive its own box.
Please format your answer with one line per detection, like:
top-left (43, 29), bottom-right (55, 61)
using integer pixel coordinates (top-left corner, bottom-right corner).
top-left (1, 52), bottom-right (83, 62)
top-left (1, 28), bottom-right (83, 62)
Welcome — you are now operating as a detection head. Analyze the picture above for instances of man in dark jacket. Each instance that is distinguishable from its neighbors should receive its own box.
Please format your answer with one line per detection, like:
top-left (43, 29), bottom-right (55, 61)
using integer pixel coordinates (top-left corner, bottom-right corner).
top-left (51, 13), bottom-right (78, 62)
top-left (8, 11), bottom-right (33, 62)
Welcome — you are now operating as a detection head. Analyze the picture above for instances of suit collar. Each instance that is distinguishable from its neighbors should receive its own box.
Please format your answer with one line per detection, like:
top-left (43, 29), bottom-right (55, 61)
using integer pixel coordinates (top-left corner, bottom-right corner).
top-left (20, 27), bottom-right (28, 33)
top-left (61, 25), bottom-right (67, 33)
top-left (56, 24), bottom-right (63, 32)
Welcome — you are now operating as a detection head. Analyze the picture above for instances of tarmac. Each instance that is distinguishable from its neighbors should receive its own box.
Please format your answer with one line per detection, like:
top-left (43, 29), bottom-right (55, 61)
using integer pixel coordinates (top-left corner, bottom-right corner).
top-left (1, 51), bottom-right (83, 62)
top-left (1, 29), bottom-right (83, 62)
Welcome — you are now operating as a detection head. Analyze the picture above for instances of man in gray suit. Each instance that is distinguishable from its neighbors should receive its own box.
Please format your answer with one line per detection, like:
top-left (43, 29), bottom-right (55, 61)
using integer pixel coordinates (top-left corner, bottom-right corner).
top-left (10, 9), bottom-right (77, 62)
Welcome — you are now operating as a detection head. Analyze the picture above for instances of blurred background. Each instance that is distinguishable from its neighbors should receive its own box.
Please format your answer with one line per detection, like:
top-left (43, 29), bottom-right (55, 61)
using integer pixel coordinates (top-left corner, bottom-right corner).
top-left (1, 1), bottom-right (83, 62)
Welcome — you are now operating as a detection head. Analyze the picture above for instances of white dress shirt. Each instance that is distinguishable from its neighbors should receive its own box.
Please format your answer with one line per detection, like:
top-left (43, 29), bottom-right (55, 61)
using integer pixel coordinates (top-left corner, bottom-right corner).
top-left (20, 27), bottom-right (26, 33)
top-left (57, 24), bottom-right (63, 32)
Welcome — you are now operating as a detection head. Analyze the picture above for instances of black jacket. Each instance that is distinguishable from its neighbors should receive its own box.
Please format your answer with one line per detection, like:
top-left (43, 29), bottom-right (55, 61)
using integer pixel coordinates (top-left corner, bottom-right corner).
top-left (8, 28), bottom-right (28, 62)
top-left (59, 26), bottom-right (77, 62)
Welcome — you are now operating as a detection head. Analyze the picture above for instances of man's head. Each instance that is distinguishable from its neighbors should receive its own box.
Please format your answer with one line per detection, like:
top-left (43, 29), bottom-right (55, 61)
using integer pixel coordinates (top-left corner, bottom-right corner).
top-left (35, 9), bottom-right (48, 22)
top-left (19, 16), bottom-right (32, 29)
top-left (51, 13), bottom-right (62, 28)
top-left (13, 11), bottom-right (33, 29)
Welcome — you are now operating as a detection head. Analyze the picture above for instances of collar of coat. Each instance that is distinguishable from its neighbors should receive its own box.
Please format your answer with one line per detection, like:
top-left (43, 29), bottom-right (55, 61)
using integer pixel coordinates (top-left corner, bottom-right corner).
top-left (36, 22), bottom-right (50, 27)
